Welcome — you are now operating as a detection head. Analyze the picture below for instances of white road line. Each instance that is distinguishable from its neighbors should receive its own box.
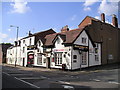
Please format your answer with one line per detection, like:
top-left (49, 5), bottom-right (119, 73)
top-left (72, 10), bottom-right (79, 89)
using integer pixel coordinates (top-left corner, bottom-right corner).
top-left (19, 77), bottom-right (44, 80)
top-left (59, 81), bottom-right (71, 84)
top-left (14, 77), bottom-right (40, 88)
top-left (93, 79), bottom-right (101, 82)
top-left (62, 85), bottom-right (74, 89)
top-left (108, 81), bottom-right (120, 85)
top-left (3, 72), bottom-right (40, 88)
top-left (3, 72), bottom-right (10, 76)
top-left (10, 74), bottom-right (33, 76)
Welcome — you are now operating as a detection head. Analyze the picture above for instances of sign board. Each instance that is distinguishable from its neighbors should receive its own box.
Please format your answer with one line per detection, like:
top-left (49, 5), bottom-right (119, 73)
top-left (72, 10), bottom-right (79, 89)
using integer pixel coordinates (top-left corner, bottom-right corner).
top-left (29, 55), bottom-right (34, 59)
top-left (27, 45), bottom-right (36, 50)
top-left (53, 48), bottom-right (69, 52)
top-left (73, 45), bottom-right (88, 51)
top-left (108, 54), bottom-right (113, 60)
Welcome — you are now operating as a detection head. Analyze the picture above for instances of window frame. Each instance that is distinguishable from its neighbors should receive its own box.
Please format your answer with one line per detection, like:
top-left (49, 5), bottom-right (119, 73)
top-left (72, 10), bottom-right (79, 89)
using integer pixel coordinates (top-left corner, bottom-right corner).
top-left (37, 53), bottom-right (42, 65)
top-left (54, 52), bottom-right (62, 66)
top-left (81, 37), bottom-right (87, 44)
top-left (81, 52), bottom-right (87, 65)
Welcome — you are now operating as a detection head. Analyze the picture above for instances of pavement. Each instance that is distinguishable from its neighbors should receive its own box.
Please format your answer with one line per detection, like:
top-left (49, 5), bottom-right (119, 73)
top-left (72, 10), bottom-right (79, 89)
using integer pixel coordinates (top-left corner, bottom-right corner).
top-left (2, 63), bottom-right (120, 89)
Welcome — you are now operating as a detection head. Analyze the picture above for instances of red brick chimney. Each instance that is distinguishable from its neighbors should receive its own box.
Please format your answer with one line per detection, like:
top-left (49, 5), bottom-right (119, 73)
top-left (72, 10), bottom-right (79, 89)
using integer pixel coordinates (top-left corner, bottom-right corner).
top-left (61, 25), bottom-right (69, 32)
top-left (112, 14), bottom-right (118, 27)
top-left (101, 13), bottom-right (105, 22)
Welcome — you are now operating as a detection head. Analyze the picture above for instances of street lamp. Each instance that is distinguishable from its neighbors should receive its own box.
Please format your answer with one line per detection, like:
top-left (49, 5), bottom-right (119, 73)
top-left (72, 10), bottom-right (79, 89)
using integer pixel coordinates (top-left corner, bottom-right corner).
top-left (10, 25), bottom-right (19, 67)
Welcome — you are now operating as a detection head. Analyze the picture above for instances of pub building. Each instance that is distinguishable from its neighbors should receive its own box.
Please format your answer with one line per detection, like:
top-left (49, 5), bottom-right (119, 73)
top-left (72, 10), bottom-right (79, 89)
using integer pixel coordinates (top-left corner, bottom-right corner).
top-left (43, 25), bottom-right (101, 70)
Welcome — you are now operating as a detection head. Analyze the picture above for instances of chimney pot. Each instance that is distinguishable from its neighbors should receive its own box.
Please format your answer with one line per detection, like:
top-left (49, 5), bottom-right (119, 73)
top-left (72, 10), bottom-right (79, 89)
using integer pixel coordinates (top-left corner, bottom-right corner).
top-left (61, 25), bottom-right (69, 32)
top-left (101, 13), bottom-right (105, 22)
top-left (29, 31), bottom-right (32, 36)
top-left (112, 14), bottom-right (118, 27)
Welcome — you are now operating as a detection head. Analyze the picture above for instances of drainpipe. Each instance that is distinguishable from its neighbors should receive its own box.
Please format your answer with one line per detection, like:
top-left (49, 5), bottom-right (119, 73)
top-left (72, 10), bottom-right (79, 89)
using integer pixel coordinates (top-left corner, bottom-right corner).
top-left (88, 39), bottom-right (89, 67)
top-left (71, 46), bottom-right (73, 70)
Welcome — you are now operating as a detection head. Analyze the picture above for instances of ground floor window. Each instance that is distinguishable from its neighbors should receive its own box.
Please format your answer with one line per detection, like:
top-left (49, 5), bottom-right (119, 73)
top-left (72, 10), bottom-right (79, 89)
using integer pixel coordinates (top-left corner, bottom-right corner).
top-left (37, 53), bottom-right (42, 65)
top-left (95, 55), bottom-right (99, 61)
top-left (54, 52), bottom-right (62, 65)
top-left (81, 52), bottom-right (87, 65)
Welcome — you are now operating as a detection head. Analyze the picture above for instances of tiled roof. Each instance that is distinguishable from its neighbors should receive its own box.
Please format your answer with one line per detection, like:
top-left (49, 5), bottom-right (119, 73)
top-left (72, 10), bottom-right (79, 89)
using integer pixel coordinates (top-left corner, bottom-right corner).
top-left (20, 29), bottom-right (56, 44)
top-left (44, 27), bottom-right (85, 46)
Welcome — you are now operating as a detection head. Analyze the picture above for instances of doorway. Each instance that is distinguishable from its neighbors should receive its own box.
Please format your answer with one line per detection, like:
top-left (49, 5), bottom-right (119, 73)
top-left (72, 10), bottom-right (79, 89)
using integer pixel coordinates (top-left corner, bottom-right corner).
top-left (23, 58), bottom-right (25, 66)
top-left (46, 57), bottom-right (50, 68)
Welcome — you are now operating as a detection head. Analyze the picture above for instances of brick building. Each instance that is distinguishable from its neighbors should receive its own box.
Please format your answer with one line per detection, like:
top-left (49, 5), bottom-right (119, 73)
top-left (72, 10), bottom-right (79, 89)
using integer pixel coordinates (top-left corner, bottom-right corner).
top-left (0, 43), bottom-right (13, 63)
top-left (78, 13), bottom-right (120, 65)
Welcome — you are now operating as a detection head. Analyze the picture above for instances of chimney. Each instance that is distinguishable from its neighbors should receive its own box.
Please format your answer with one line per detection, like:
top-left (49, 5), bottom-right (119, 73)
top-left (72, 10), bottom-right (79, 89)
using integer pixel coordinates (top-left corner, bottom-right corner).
top-left (112, 14), bottom-right (118, 27)
top-left (28, 31), bottom-right (32, 36)
top-left (61, 25), bottom-right (69, 32)
top-left (101, 13), bottom-right (105, 22)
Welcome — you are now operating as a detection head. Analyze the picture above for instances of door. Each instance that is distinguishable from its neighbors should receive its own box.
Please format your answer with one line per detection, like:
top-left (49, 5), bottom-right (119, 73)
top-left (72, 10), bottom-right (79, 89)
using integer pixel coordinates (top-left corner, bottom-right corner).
top-left (23, 58), bottom-right (25, 66)
top-left (46, 57), bottom-right (50, 68)
top-left (27, 52), bottom-right (34, 67)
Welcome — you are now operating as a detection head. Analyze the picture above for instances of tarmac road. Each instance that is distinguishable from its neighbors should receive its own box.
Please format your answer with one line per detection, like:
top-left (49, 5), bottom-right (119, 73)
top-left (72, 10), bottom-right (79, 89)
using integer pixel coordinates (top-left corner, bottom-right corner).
top-left (2, 63), bottom-right (120, 89)
top-left (2, 72), bottom-right (40, 89)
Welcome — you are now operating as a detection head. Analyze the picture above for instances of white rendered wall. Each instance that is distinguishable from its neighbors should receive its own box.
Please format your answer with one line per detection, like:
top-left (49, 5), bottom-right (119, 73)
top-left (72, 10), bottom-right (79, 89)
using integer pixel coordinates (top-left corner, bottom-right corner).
top-left (89, 41), bottom-right (101, 66)
top-left (51, 36), bottom-right (72, 69)
top-left (33, 40), bottom-right (46, 67)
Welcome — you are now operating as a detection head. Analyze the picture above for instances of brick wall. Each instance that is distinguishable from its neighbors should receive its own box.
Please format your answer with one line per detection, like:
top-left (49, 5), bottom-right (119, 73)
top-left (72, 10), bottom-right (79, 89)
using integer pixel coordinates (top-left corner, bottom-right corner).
top-left (86, 20), bottom-right (120, 65)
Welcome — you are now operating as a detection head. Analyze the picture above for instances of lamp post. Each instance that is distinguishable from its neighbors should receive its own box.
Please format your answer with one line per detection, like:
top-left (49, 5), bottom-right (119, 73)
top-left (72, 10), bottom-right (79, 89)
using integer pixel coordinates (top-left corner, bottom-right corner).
top-left (10, 25), bottom-right (19, 67)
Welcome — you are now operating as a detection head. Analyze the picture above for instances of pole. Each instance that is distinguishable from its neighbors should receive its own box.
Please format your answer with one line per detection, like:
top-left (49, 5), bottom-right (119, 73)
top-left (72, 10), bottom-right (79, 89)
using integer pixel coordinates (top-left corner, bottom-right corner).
top-left (15, 27), bottom-right (19, 67)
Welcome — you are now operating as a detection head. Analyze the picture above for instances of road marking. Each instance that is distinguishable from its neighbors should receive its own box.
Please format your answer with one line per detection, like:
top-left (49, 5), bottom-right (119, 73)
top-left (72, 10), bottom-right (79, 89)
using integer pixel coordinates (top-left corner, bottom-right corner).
top-left (19, 76), bottom-right (49, 80)
top-left (19, 77), bottom-right (44, 80)
top-left (108, 81), bottom-right (120, 85)
top-left (59, 81), bottom-right (70, 84)
top-left (62, 85), bottom-right (74, 89)
top-left (2, 72), bottom-right (10, 76)
top-left (10, 73), bottom-right (33, 75)
top-left (14, 77), bottom-right (40, 88)
top-left (93, 79), bottom-right (101, 82)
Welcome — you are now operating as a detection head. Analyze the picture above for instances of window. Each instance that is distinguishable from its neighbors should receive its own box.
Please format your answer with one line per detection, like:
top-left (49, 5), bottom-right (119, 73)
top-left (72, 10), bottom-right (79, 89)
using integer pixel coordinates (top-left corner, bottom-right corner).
top-left (37, 53), bottom-right (42, 65)
top-left (55, 52), bottom-right (62, 65)
top-left (95, 55), bottom-right (99, 61)
top-left (23, 40), bottom-right (25, 44)
top-left (95, 43), bottom-right (98, 53)
top-left (81, 52), bottom-right (87, 65)
top-left (57, 38), bottom-right (60, 44)
top-left (39, 41), bottom-right (41, 46)
top-left (37, 49), bottom-right (39, 52)
top-left (30, 38), bottom-right (31, 45)
top-left (73, 55), bottom-right (77, 59)
top-left (82, 37), bottom-right (86, 44)
top-left (43, 58), bottom-right (46, 63)
top-left (23, 47), bottom-right (25, 53)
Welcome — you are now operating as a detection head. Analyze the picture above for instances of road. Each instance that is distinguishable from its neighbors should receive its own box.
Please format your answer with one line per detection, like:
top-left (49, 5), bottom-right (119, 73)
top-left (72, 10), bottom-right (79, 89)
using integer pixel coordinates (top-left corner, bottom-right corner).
top-left (2, 72), bottom-right (40, 89)
top-left (2, 64), bottom-right (120, 89)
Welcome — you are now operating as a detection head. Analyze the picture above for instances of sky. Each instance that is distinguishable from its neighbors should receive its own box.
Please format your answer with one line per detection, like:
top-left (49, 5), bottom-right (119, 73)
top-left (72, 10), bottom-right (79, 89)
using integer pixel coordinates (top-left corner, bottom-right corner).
top-left (0, 0), bottom-right (120, 44)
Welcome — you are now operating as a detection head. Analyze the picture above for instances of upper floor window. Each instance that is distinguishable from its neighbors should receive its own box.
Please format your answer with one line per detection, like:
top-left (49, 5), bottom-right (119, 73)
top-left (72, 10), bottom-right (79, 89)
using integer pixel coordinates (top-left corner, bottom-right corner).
top-left (57, 38), bottom-right (60, 44)
top-left (23, 40), bottom-right (25, 44)
top-left (30, 38), bottom-right (31, 45)
top-left (82, 37), bottom-right (86, 44)
top-left (73, 55), bottom-right (77, 59)
top-left (39, 41), bottom-right (41, 46)
top-left (23, 47), bottom-right (25, 53)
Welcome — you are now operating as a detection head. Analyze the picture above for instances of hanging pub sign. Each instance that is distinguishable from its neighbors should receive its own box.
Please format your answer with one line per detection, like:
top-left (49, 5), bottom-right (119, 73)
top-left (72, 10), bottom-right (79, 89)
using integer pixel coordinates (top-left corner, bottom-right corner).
top-left (73, 45), bottom-right (88, 51)
top-left (27, 45), bottom-right (36, 50)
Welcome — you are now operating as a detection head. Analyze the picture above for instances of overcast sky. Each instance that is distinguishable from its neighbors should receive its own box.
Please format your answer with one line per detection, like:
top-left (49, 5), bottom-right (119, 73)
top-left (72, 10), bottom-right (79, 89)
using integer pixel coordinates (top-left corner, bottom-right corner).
top-left (0, 0), bottom-right (120, 43)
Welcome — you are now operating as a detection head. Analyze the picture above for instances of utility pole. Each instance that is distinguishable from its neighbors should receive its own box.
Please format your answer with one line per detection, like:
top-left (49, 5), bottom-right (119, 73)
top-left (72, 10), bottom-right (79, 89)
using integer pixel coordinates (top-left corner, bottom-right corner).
top-left (10, 25), bottom-right (19, 67)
